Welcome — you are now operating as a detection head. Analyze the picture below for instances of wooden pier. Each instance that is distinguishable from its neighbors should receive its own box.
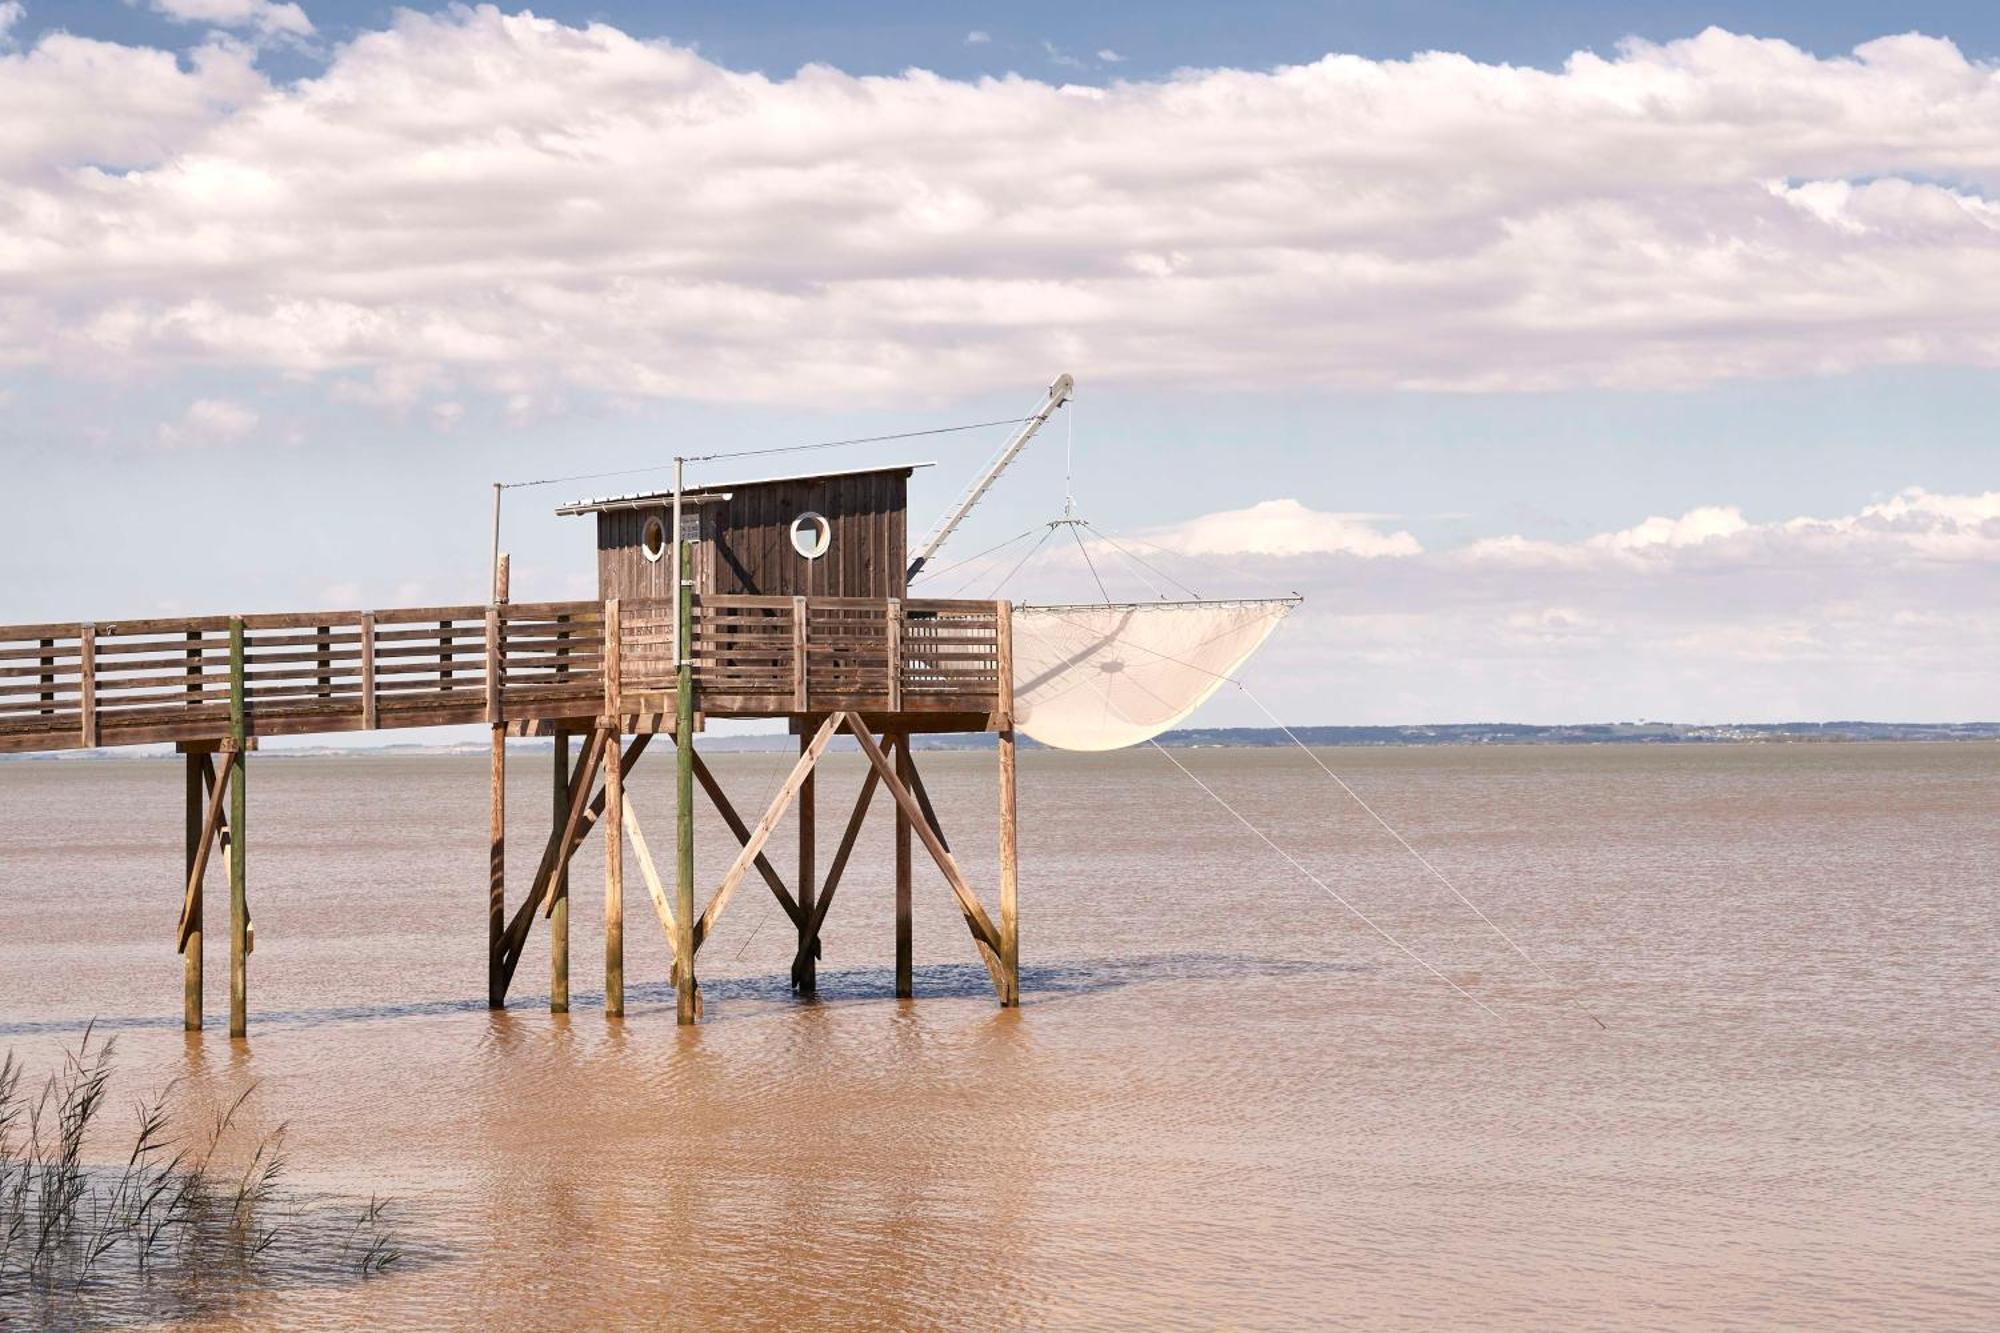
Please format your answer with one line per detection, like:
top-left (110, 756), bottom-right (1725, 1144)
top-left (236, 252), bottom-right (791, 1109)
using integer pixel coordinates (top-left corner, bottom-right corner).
top-left (0, 591), bottom-right (1019, 1034)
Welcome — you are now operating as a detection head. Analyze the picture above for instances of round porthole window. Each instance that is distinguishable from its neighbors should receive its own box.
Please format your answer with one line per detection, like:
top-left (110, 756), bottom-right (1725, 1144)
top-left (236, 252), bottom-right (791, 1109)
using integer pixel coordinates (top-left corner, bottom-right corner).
top-left (790, 512), bottom-right (831, 560)
top-left (641, 515), bottom-right (666, 563)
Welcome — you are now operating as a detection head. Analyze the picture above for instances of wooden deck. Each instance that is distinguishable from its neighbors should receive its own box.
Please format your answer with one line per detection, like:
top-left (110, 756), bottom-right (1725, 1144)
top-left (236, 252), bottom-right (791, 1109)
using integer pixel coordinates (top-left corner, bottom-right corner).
top-left (0, 595), bottom-right (1004, 755)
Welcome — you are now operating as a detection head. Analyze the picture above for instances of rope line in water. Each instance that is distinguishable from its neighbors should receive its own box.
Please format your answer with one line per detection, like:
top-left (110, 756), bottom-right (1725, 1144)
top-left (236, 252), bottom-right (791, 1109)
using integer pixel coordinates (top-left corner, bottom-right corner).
top-left (1147, 741), bottom-right (1502, 1019)
top-left (1232, 686), bottom-right (1609, 1030)
top-left (1014, 538), bottom-right (1606, 1027)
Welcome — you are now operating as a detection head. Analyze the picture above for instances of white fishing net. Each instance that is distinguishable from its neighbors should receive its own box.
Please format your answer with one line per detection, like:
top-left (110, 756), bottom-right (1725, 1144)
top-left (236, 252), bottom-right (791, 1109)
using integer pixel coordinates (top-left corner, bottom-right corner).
top-left (1010, 600), bottom-right (1294, 751)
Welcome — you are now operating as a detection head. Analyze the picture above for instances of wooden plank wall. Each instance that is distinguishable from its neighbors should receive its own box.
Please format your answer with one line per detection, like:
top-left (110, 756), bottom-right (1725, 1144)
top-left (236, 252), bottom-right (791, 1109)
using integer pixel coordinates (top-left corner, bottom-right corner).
top-left (592, 471), bottom-right (909, 604)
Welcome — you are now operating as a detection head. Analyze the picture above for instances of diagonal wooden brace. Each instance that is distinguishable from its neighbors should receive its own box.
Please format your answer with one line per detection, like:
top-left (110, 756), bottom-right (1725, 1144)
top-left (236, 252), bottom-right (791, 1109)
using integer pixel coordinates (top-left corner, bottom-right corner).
top-left (688, 748), bottom-right (804, 930)
top-left (788, 739), bottom-right (890, 989)
top-left (494, 725), bottom-right (608, 990)
top-left (622, 794), bottom-right (677, 964)
top-left (842, 714), bottom-right (1007, 994)
top-left (177, 752), bottom-right (232, 951)
top-left (688, 714), bottom-right (839, 958)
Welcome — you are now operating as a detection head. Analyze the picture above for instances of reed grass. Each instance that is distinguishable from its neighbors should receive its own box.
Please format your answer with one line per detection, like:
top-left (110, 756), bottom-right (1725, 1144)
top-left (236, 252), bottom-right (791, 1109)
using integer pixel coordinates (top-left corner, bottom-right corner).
top-left (0, 1026), bottom-right (402, 1325)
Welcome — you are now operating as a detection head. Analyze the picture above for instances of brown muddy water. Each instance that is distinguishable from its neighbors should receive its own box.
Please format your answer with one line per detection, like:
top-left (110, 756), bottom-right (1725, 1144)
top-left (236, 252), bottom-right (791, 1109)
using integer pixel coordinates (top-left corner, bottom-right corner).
top-left (0, 742), bottom-right (1995, 1328)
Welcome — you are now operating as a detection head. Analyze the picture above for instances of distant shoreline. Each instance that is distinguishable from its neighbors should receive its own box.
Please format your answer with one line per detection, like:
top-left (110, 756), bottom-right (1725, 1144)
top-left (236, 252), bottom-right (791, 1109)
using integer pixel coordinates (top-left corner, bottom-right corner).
top-left (5, 720), bottom-right (1996, 760)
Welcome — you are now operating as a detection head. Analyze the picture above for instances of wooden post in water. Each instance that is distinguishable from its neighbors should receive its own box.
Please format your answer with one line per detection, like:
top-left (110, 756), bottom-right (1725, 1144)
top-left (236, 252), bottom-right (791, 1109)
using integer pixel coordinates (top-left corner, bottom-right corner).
top-left (488, 554), bottom-right (509, 1009)
top-left (996, 600), bottom-right (1020, 1007)
top-left (603, 598), bottom-right (624, 1018)
top-left (182, 752), bottom-right (203, 1030)
top-left (797, 730), bottom-right (816, 998)
top-left (894, 733), bottom-right (913, 999)
top-left (675, 532), bottom-right (698, 1025)
top-left (227, 618), bottom-right (248, 1039)
top-left (551, 728), bottom-right (571, 1014)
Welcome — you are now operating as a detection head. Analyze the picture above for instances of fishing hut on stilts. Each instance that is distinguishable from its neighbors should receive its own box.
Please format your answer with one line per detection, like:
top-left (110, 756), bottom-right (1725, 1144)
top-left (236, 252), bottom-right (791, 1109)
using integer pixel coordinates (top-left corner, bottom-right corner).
top-left (3, 371), bottom-right (1352, 1031)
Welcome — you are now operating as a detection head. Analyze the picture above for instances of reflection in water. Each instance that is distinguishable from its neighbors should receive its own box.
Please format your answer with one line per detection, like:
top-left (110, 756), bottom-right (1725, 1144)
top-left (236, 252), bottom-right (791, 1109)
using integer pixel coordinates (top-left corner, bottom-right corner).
top-left (0, 744), bottom-right (1996, 1327)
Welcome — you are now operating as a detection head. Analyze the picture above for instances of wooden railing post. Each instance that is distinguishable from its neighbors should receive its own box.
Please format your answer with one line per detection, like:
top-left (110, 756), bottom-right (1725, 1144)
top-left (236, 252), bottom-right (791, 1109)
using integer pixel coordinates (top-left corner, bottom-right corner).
top-left (78, 623), bottom-right (96, 748)
top-left (439, 619), bottom-right (454, 693)
top-left (484, 606), bottom-right (501, 725)
top-left (996, 599), bottom-right (1019, 1007)
top-left (791, 596), bottom-right (808, 712)
top-left (359, 612), bottom-right (377, 730)
top-left (227, 617), bottom-right (248, 1039)
top-left (886, 598), bottom-right (902, 712)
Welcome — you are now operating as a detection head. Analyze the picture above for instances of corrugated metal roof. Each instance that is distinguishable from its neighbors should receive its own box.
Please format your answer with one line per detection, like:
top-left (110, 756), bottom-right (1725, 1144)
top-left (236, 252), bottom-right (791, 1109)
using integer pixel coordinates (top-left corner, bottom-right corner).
top-left (555, 460), bottom-right (933, 516)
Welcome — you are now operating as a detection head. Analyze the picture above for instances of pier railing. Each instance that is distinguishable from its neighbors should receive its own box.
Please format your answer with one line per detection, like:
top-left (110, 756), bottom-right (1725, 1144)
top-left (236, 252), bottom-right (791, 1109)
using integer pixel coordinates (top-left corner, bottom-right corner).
top-left (0, 596), bottom-right (1003, 754)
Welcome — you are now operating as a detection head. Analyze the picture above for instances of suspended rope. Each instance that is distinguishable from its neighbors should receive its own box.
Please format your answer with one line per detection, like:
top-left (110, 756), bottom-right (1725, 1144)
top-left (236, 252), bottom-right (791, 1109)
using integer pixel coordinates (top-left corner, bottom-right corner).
top-left (1023, 600), bottom-right (1607, 1028)
top-left (920, 523), bottom-right (1045, 587)
top-left (1148, 741), bottom-right (1501, 1019)
top-left (1231, 687), bottom-right (1609, 1029)
top-left (498, 416), bottom-right (1031, 492)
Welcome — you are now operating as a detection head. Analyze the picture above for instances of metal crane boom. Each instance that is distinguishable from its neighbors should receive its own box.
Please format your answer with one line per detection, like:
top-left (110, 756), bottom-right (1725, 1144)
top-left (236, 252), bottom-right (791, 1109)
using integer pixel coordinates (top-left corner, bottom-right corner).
top-left (907, 373), bottom-right (1073, 580)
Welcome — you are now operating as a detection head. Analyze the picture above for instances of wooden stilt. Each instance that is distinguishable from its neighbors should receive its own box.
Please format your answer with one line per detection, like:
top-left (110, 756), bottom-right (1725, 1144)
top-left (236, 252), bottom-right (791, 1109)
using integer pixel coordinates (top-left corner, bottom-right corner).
top-left (551, 729), bottom-right (571, 1014)
top-left (997, 600), bottom-right (1019, 1007)
top-left (675, 536), bottom-right (698, 1025)
top-left (894, 734), bottom-right (913, 999)
top-left (604, 599), bottom-right (624, 1018)
top-left (796, 731), bottom-right (816, 998)
top-left (489, 725), bottom-right (506, 1008)
top-left (182, 752), bottom-right (203, 1030)
top-left (227, 619), bottom-right (248, 1039)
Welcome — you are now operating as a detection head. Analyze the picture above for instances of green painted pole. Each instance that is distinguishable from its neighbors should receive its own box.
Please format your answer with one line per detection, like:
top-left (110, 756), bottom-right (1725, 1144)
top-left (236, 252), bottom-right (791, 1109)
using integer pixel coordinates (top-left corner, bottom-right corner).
top-left (675, 533), bottom-right (697, 1025)
top-left (227, 617), bottom-right (248, 1039)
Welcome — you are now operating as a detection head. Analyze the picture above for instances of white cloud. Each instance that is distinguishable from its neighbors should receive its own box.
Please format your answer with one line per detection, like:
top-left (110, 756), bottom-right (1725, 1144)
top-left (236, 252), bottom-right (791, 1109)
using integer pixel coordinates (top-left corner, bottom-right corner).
top-left (0, 3), bottom-right (22, 44)
top-left (964, 30), bottom-right (990, 46)
top-left (1040, 38), bottom-right (1084, 69)
top-left (149, 0), bottom-right (313, 41)
top-left (157, 396), bottom-right (258, 446)
top-left (939, 487), bottom-right (2000, 721)
top-left (1097, 49), bottom-right (1125, 63)
top-left (1144, 498), bottom-right (1422, 558)
top-left (8, 15), bottom-right (2000, 407)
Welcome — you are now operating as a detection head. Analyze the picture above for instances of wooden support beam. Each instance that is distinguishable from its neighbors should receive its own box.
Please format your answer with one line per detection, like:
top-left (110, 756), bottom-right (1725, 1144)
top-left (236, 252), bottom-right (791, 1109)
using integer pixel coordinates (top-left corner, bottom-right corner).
top-left (551, 730), bottom-right (571, 1014)
top-left (843, 714), bottom-right (1007, 997)
top-left (182, 753), bottom-right (203, 1031)
top-left (894, 734), bottom-right (913, 998)
top-left (675, 538), bottom-right (697, 1026)
top-left (488, 724), bottom-right (505, 1008)
top-left (688, 750), bottom-right (804, 930)
top-left (227, 619), bottom-right (247, 1039)
top-left (493, 724), bottom-right (608, 999)
top-left (604, 599), bottom-right (623, 1019)
top-left (903, 743), bottom-right (951, 855)
top-left (797, 729), bottom-right (816, 998)
top-left (623, 795), bottom-right (677, 961)
top-left (997, 600), bottom-right (1020, 1008)
top-left (790, 738), bottom-right (887, 992)
top-left (687, 714), bottom-right (839, 959)
top-left (177, 752), bottom-right (230, 951)
top-left (605, 728), bottom-right (624, 1017)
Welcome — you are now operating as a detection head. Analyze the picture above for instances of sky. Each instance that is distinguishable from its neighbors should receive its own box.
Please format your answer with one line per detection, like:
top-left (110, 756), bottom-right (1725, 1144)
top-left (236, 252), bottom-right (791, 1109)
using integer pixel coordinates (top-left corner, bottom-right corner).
top-left (3, 1), bottom-right (1999, 731)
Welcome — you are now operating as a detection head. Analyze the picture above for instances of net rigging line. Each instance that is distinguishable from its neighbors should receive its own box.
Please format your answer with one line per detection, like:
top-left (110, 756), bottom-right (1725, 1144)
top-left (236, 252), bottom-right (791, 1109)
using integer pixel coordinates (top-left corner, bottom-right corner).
top-left (1147, 741), bottom-right (1501, 1020)
top-left (496, 416), bottom-right (1032, 492)
top-left (1026, 593), bottom-right (1609, 1029)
